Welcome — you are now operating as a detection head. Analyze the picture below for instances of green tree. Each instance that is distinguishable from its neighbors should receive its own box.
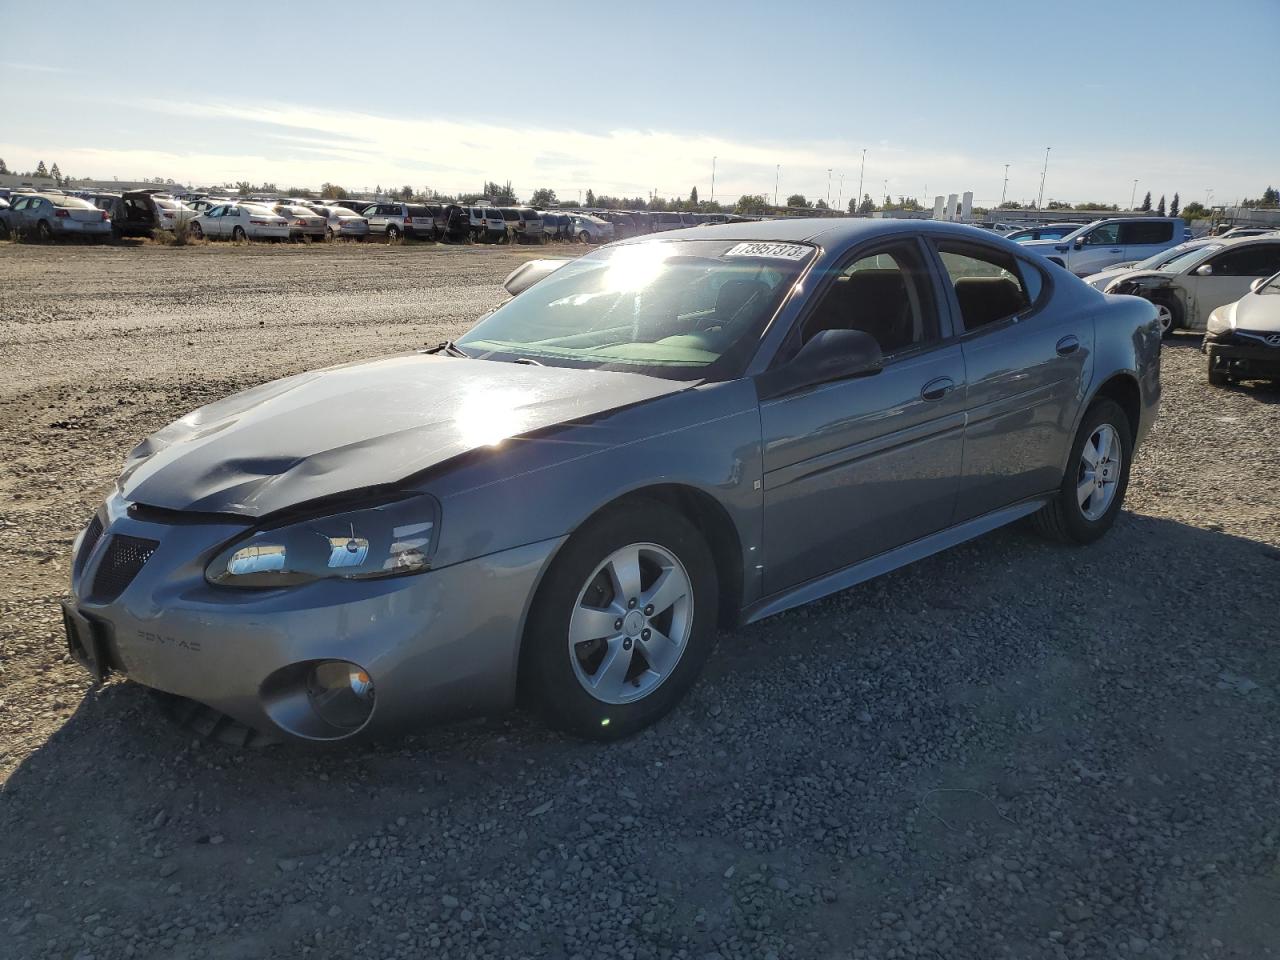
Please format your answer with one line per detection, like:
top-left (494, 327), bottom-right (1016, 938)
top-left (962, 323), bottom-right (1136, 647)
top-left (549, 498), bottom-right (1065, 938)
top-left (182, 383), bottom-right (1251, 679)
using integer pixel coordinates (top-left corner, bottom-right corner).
top-left (1180, 201), bottom-right (1208, 220)
top-left (35, 160), bottom-right (48, 177)
top-left (530, 187), bottom-right (557, 207)
top-left (49, 162), bottom-right (61, 184)
top-left (1140, 191), bottom-right (1152, 211)
top-left (997, 199), bottom-right (1022, 209)
top-left (857, 194), bottom-right (875, 215)
top-left (735, 194), bottom-right (770, 215)
top-left (399, 185), bottom-right (413, 200)
top-left (1169, 192), bottom-right (1180, 217)
top-left (1047, 200), bottom-right (1073, 210)
top-left (814, 198), bottom-right (829, 210)
top-left (320, 182), bottom-right (348, 199)
top-left (1156, 194), bottom-right (1166, 217)
top-left (786, 193), bottom-right (809, 208)
top-left (0, 157), bottom-right (7, 174)
top-left (584, 189), bottom-right (596, 207)
top-left (236, 181), bottom-right (252, 196)
top-left (689, 186), bottom-right (698, 205)
top-left (484, 180), bottom-right (516, 204)
top-left (648, 196), bottom-right (667, 211)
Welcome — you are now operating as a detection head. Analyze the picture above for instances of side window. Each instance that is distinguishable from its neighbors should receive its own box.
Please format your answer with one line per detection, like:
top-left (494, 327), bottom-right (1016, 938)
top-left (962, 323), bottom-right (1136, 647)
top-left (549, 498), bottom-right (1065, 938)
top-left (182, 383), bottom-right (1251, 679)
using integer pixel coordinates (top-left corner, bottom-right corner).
top-left (1083, 223), bottom-right (1120, 245)
top-left (1119, 221), bottom-right (1174, 245)
top-left (1018, 259), bottom-right (1045, 303)
top-left (801, 243), bottom-right (936, 355)
top-left (935, 242), bottom-right (1033, 332)
top-left (1208, 244), bottom-right (1280, 277)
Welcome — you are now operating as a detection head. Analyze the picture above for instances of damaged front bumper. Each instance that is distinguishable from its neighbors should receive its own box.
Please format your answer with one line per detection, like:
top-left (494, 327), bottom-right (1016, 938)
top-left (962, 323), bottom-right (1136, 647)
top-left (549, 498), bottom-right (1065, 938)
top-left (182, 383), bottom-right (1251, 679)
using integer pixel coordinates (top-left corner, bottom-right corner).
top-left (1204, 332), bottom-right (1280, 379)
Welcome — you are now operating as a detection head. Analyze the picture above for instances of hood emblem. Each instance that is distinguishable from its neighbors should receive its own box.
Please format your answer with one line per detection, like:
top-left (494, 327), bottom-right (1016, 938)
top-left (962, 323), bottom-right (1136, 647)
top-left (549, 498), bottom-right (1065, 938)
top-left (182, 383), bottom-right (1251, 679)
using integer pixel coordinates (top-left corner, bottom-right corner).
top-left (1267, 334), bottom-right (1280, 347)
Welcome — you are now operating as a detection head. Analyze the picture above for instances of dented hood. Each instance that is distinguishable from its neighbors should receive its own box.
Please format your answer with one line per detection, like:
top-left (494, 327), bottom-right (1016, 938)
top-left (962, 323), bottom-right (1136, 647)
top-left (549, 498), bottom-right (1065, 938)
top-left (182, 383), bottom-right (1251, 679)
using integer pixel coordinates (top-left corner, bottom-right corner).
top-left (119, 353), bottom-right (688, 516)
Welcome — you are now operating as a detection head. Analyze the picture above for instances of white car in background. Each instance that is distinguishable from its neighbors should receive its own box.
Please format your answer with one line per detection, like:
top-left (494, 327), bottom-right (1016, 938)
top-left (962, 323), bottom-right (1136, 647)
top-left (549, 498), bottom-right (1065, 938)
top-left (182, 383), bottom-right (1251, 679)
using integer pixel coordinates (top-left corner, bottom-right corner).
top-left (569, 213), bottom-right (615, 244)
top-left (1103, 235), bottom-right (1280, 336)
top-left (1203, 270), bottom-right (1280, 386)
top-left (271, 204), bottom-right (328, 241)
top-left (190, 202), bottom-right (290, 241)
top-left (154, 198), bottom-right (197, 230)
top-left (1082, 237), bottom-right (1226, 291)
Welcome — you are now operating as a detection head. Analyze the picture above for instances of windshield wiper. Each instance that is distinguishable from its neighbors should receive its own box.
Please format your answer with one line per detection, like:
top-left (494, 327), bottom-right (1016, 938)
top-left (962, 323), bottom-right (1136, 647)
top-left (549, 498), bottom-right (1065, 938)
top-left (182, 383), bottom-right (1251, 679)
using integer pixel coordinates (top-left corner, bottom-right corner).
top-left (511, 356), bottom-right (544, 366)
top-left (425, 339), bottom-right (470, 358)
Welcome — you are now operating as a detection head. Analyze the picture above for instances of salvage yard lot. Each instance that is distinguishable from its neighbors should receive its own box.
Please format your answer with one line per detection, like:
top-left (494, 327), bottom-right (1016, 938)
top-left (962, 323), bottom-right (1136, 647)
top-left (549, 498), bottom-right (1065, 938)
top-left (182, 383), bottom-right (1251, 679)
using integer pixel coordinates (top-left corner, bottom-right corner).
top-left (1, 241), bottom-right (1278, 960)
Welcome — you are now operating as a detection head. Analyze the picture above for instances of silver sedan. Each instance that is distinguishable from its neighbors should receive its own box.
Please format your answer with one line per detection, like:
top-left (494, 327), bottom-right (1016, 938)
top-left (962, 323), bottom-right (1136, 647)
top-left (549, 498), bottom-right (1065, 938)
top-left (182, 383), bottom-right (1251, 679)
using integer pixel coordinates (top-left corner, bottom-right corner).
top-left (318, 205), bottom-right (370, 241)
top-left (64, 220), bottom-right (1161, 744)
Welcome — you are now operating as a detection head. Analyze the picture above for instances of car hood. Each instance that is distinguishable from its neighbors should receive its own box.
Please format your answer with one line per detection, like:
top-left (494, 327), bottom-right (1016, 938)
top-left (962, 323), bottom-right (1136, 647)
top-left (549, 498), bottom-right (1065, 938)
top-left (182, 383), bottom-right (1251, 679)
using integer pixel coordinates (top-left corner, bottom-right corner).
top-left (119, 353), bottom-right (690, 517)
top-left (1223, 291), bottom-right (1280, 333)
top-left (1021, 238), bottom-right (1070, 249)
top-left (1083, 265), bottom-right (1138, 289)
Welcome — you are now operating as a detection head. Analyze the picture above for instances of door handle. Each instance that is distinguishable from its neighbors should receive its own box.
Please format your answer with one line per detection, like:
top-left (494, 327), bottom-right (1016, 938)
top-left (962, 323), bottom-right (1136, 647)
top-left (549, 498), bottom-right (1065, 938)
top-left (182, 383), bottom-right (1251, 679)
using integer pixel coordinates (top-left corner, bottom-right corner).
top-left (1109, 247), bottom-right (1122, 253)
top-left (1056, 335), bottom-right (1080, 356)
top-left (920, 377), bottom-right (955, 401)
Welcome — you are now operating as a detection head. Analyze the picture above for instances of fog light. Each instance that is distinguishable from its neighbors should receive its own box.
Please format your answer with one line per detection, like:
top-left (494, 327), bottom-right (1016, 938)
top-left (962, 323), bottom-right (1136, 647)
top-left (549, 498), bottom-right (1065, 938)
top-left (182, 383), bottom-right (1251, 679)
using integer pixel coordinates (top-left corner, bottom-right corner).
top-left (306, 660), bottom-right (375, 730)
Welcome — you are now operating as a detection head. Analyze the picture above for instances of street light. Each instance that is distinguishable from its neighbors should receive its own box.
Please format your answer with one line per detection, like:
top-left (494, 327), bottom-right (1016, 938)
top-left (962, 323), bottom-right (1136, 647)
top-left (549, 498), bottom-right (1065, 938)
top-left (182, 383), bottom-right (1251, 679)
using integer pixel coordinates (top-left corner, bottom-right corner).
top-left (774, 165), bottom-right (780, 207)
top-left (827, 168), bottom-right (832, 207)
top-left (710, 156), bottom-right (716, 206)
top-left (857, 149), bottom-right (866, 213)
top-left (1000, 163), bottom-right (1009, 207)
top-left (837, 173), bottom-right (845, 212)
top-left (1036, 147), bottom-right (1051, 210)
top-left (1130, 179), bottom-right (1139, 210)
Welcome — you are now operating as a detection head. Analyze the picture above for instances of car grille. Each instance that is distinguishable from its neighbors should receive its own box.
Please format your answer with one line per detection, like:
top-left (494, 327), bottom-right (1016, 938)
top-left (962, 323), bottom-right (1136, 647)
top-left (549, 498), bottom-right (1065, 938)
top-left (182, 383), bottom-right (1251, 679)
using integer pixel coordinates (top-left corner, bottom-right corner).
top-left (90, 534), bottom-right (159, 603)
top-left (76, 514), bottom-right (104, 574)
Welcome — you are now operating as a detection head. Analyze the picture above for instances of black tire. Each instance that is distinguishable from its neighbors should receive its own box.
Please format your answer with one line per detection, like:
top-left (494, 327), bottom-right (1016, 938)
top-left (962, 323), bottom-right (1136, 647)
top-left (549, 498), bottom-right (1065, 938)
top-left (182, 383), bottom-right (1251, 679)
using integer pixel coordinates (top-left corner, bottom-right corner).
top-left (1034, 398), bottom-right (1133, 544)
top-left (37, 220), bottom-right (53, 242)
top-left (232, 226), bottom-right (247, 242)
top-left (1149, 292), bottom-right (1183, 339)
top-left (579, 230), bottom-right (591, 244)
top-left (1206, 348), bottom-right (1230, 387)
top-left (0, 220), bottom-right (10, 240)
top-left (386, 224), bottom-right (401, 241)
top-left (190, 222), bottom-right (203, 240)
top-left (521, 501), bottom-right (719, 740)
top-left (325, 226), bottom-right (334, 240)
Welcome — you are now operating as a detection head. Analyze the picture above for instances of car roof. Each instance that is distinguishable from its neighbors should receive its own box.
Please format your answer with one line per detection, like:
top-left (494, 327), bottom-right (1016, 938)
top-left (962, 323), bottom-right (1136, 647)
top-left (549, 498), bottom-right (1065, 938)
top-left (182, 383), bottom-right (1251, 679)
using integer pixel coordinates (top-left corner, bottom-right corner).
top-left (613, 217), bottom-right (997, 248)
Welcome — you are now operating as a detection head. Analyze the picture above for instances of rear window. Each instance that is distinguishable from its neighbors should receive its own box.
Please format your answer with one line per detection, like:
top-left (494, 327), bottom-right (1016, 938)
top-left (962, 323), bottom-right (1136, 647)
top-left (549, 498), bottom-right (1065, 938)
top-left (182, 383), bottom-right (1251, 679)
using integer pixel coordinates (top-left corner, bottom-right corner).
top-left (53, 196), bottom-right (96, 209)
top-left (407, 205), bottom-right (429, 217)
top-left (500, 208), bottom-right (519, 220)
top-left (520, 209), bottom-right (538, 219)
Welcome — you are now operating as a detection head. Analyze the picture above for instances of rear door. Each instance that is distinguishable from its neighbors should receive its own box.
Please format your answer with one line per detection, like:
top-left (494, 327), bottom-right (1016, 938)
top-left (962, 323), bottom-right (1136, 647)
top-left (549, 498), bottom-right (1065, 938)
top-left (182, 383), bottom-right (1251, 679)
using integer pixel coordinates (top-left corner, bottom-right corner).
top-left (1118, 220), bottom-right (1176, 266)
top-left (1183, 241), bottom-right (1280, 328)
top-left (929, 237), bottom-right (1090, 519)
top-left (759, 239), bottom-right (967, 591)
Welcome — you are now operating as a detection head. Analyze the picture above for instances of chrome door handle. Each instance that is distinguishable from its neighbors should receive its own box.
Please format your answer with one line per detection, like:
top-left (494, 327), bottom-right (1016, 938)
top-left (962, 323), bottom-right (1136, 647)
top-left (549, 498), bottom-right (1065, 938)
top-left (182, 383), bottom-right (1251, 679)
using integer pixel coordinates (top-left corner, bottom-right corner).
top-left (1056, 335), bottom-right (1080, 356)
top-left (1109, 247), bottom-right (1122, 253)
top-left (921, 377), bottom-right (955, 401)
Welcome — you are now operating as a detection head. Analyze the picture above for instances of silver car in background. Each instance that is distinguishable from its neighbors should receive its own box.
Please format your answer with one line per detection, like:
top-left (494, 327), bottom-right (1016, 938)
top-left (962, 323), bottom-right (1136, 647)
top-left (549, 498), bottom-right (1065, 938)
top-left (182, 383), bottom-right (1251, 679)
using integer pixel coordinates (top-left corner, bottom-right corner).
top-left (569, 213), bottom-right (615, 244)
top-left (5, 193), bottom-right (112, 241)
top-left (272, 204), bottom-right (328, 241)
top-left (317, 205), bottom-right (370, 240)
top-left (63, 220), bottom-right (1159, 746)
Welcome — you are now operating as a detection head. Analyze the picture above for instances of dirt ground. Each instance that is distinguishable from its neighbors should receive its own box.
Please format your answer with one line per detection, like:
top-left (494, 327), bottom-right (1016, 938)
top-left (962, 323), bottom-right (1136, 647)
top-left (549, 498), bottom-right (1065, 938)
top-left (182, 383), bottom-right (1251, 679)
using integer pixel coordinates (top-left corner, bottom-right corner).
top-left (1, 239), bottom-right (1278, 960)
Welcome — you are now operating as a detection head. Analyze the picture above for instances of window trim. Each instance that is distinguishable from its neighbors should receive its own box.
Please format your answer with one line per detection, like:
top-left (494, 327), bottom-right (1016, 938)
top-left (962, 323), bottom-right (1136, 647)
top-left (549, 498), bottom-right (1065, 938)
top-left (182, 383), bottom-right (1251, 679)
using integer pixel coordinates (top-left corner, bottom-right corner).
top-left (925, 235), bottom-right (1054, 340)
top-left (770, 236), bottom-right (953, 369)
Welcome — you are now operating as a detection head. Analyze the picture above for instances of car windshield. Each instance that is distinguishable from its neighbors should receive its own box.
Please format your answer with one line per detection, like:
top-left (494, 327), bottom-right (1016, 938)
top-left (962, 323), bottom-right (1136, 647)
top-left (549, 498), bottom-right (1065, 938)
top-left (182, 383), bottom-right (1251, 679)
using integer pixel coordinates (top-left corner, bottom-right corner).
top-left (455, 239), bottom-right (813, 381)
top-left (1133, 242), bottom-right (1217, 270)
top-left (1259, 270), bottom-right (1280, 294)
top-left (1161, 247), bottom-right (1219, 273)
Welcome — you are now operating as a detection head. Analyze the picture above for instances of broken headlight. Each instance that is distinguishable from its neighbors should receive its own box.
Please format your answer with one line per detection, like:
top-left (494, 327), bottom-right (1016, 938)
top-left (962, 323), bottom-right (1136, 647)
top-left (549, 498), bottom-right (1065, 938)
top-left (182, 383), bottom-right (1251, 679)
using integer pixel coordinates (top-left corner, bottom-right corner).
top-left (206, 493), bottom-right (439, 588)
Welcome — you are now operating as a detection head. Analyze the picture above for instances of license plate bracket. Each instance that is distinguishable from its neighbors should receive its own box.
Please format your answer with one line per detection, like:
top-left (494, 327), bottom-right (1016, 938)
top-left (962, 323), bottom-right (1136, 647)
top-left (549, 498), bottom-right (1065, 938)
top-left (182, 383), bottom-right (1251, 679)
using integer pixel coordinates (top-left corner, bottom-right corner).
top-left (61, 600), bottom-right (110, 683)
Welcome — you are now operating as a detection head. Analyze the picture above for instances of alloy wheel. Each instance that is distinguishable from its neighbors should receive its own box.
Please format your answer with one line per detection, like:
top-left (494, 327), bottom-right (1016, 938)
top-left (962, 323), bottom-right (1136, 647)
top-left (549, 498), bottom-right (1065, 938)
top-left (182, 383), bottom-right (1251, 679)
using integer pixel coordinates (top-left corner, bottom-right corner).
top-left (568, 542), bottom-right (693, 705)
top-left (1077, 423), bottom-right (1122, 521)
top-left (1155, 303), bottom-right (1174, 335)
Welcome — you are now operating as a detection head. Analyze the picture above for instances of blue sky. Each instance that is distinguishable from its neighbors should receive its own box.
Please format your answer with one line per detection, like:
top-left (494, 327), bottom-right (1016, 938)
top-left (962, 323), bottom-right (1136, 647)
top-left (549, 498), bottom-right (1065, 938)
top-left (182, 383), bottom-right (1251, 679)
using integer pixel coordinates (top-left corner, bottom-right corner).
top-left (2, 0), bottom-right (1276, 207)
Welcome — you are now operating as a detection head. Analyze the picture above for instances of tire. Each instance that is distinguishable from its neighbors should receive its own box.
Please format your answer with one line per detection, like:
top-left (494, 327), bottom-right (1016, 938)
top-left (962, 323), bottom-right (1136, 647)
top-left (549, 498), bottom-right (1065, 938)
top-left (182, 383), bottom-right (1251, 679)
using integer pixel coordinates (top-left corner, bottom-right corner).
top-left (190, 222), bottom-right (203, 240)
top-left (0, 220), bottom-right (10, 240)
top-left (1034, 398), bottom-right (1133, 544)
top-left (37, 220), bottom-right (53, 242)
top-left (521, 501), bottom-right (719, 740)
top-left (232, 226), bottom-right (247, 242)
top-left (326, 226), bottom-right (334, 240)
top-left (1149, 293), bottom-right (1182, 339)
top-left (1206, 347), bottom-right (1230, 387)
top-left (579, 231), bottom-right (591, 244)
top-left (386, 225), bottom-right (401, 241)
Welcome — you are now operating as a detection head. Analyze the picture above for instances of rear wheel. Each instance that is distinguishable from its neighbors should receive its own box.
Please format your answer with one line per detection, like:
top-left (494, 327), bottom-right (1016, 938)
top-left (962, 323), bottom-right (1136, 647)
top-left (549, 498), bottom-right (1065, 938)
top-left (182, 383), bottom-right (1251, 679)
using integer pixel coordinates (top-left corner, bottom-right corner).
top-left (37, 220), bottom-right (53, 242)
top-left (232, 226), bottom-right (247, 242)
top-left (579, 230), bottom-right (591, 243)
top-left (1035, 398), bottom-right (1132, 544)
top-left (325, 226), bottom-right (334, 240)
top-left (1149, 293), bottom-right (1182, 338)
top-left (522, 501), bottom-right (718, 740)
top-left (386, 224), bottom-right (401, 241)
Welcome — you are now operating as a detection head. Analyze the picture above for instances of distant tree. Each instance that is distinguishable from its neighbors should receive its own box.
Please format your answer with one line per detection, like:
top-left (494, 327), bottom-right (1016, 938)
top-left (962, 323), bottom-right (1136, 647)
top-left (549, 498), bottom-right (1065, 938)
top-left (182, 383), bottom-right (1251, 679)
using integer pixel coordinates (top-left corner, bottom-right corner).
top-left (857, 194), bottom-right (875, 215)
top-left (786, 193), bottom-right (809, 208)
top-left (375, 184), bottom-right (383, 196)
top-left (49, 162), bottom-right (61, 183)
top-left (689, 186), bottom-right (698, 205)
top-left (1140, 191), bottom-right (1152, 212)
top-left (1169, 192), bottom-right (1180, 217)
top-left (399, 185), bottom-right (413, 200)
top-left (236, 181), bottom-right (252, 196)
top-left (1156, 194), bottom-right (1166, 217)
top-left (35, 160), bottom-right (48, 177)
top-left (997, 200), bottom-right (1023, 209)
top-left (0, 157), bottom-right (7, 174)
top-left (735, 194), bottom-right (770, 215)
top-left (1075, 201), bottom-right (1120, 211)
top-left (530, 187), bottom-right (557, 207)
top-left (584, 188), bottom-right (596, 206)
top-left (320, 182), bottom-right (348, 199)
top-left (1259, 186), bottom-right (1278, 206)
top-left (259, 182), bottom-right (278, 194)
top-left (1047, 200), bottom-right (1074, 210)
top-left (1180, 200), bottom-right (1208, 220)
top-left (814, 198), bottom-right (829, 210)
top-left (484, 180), bottom-right (516, 204)
top-left (648, 196), bottom-right (668, 211)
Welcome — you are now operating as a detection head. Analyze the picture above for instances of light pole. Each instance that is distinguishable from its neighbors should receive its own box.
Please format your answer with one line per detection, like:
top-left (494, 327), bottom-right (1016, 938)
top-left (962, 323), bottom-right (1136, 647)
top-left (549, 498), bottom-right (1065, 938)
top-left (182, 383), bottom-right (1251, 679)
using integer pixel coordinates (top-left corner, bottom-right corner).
top-left (1000, 163), bottom-right (1009, 207)
top-left (1130, 179), bottom-right (1139, 210)
top-left (710, 156), bottom-right (716, 206)
top-left (1036, 146), bottom-right (1051, 210)
top-left (774, 165), bottom-right (780, 207)
top-left (1205, 187), bottom-right (1214, 207)
top-left (883, 179), bottom-right (888, 206)
top-left (837, 173), bottom-right (845, 212)
top-left (826, 168), bottom-right (832, 207)
top-left (857, 148), bottom-right (866, 212)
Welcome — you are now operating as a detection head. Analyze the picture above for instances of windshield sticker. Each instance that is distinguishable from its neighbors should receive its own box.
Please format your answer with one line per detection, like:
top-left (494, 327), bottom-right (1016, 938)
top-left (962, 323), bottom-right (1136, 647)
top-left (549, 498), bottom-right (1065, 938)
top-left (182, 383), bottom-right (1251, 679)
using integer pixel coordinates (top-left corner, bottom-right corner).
top-left (723, 242), bottom-right (810, 261)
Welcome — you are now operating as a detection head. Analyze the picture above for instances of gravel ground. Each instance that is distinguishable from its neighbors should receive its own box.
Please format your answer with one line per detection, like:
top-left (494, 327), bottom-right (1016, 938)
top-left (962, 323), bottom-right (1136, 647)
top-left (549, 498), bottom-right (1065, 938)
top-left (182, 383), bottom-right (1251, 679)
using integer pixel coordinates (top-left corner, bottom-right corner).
top-left (1, 240), bottom-right (1278, 960)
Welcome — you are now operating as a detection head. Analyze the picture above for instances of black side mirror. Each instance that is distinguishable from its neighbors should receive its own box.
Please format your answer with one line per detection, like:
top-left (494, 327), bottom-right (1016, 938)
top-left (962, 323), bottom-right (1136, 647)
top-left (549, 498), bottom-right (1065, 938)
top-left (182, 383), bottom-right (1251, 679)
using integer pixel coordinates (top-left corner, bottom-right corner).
top-left (1073, 237), bottom-right (1085, 250)
top-left (759, 329), bottom-right (883, 398)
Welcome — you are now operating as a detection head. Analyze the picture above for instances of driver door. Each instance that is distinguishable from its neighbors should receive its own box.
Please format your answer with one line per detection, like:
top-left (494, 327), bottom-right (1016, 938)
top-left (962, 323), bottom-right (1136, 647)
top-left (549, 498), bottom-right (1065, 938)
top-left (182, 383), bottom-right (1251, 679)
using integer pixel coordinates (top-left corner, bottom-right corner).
top-left (757, 240), bottom-right (967, 594)
top-left (1071, 222), bottom-right (1123, 275)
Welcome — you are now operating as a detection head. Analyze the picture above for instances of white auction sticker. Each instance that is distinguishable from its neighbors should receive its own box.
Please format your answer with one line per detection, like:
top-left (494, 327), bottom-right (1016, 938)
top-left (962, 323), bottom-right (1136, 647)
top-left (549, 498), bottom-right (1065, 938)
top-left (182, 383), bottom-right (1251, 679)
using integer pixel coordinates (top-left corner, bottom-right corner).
top-left (723, 242), bottom-right (811, 261)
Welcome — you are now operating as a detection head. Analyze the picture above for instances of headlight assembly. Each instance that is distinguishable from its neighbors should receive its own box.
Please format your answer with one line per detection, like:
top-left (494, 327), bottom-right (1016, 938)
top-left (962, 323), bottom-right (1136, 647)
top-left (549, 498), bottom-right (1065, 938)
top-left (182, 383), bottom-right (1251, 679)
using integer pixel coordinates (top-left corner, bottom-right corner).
top-left (1205, 308), bottom-right (1236, 337)
top-left (206, 493), bottom-right (439, 588)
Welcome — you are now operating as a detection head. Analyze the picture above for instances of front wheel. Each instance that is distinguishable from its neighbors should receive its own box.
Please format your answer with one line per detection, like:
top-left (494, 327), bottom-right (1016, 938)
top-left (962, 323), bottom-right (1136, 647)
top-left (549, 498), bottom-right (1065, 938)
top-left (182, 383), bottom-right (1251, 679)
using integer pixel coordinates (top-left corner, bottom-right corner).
top-left (1034, 398), bottom-right (1132, 544)
top-left (326, 226), bottom-right (334, 240)
top-left (1206, 348), bottom-right (1230, 387)
top-left (190, 222), bottom-right (203, 239)
top-left (232, 226), bottom-right (247, 242)
top-left (1149, 293), bottom-right (1182, 339)
top-left (521, 501), bottom-right (719, 740)
top-left (579, 230), bottom-right (591, 244)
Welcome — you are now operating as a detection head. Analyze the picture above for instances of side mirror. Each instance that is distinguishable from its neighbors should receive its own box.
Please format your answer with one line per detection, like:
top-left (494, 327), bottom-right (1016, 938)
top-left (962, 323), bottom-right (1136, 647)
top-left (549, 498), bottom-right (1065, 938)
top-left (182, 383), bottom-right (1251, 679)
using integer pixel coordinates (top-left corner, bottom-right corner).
top-left (1250, 276), bottom-right (1266, 292)
top-left (1195, 264), bottom-right (1213, 277)
top-left (759, 329), bottom-right (883, 398)
top-left (1073, 237), bottom-right (1085, 250)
